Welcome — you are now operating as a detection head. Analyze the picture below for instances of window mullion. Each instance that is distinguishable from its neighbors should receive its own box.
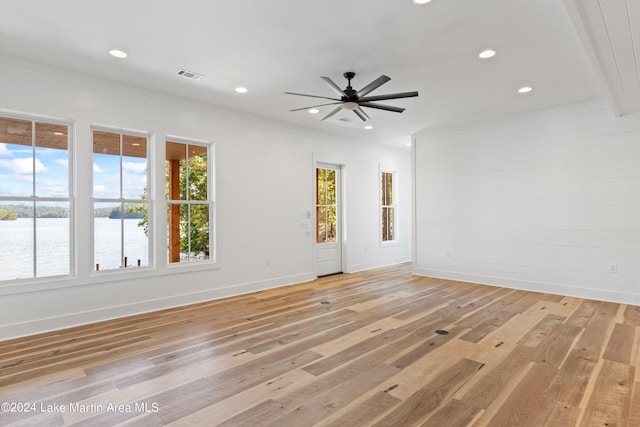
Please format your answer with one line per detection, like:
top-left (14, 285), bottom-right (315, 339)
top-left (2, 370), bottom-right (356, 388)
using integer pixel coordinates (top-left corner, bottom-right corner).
top-left (31, 122), bottom-right (37, 277)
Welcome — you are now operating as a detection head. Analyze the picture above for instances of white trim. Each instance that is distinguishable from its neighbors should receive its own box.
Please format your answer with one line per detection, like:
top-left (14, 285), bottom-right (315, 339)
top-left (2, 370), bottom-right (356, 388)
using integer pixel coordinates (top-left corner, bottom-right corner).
top-left (0, 110), bottom-right (74, 282)
top-left (314, 161), bottom-right (344, 276)
top-left (347, 256), bottom-right (411, 273)
top-left (412, 267), bottom-right (640, 306)
top-left (90, 125), bottom-right (153, 273)
top-left (411, 136), bottom-right (417, 265)
top-left (164, 137), bottom-right (215, 265)
top-left (379, 165), bottom-right (398, 246)
top-left (0, 272), bottom-right (315, 341)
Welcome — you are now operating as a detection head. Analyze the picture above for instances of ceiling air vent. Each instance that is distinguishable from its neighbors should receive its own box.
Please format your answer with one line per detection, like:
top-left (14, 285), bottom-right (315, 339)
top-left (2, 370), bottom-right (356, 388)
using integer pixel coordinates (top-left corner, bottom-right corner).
top-left (176, 69), bottom-right (204, 81)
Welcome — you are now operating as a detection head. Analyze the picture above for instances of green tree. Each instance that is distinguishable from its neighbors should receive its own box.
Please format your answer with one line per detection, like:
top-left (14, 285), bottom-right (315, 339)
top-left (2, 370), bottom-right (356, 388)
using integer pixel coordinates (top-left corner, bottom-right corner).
top-left (136, 153), bottom-right (209, 258)
top-left (178, 154), bottom-right (209, 257)
top-left (0, 207), bottom-right (17, 220)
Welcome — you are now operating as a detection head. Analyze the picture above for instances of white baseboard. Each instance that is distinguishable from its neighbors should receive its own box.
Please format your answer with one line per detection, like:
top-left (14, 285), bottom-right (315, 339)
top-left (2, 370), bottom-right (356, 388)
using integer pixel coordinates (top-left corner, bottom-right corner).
top-left (412, 267), bottom-right (640, 306)
top-left (0, 272), bottom-right (315, 341)
top-left (347, 257), bottom-right (411, 273)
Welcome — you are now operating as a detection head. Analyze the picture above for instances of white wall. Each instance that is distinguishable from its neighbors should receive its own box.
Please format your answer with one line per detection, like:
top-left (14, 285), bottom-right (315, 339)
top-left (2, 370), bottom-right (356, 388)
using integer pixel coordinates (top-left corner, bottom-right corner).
top-left (0, 57), bottom-right (411, 340)
top-left (413, 100), bottom-right (640, 305)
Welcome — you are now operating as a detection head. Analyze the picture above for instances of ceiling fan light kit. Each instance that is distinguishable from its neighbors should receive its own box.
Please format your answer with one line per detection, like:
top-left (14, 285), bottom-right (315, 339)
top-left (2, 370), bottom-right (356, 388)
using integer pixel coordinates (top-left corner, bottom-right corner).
top-left (285, 71), bottom-right (419, 122)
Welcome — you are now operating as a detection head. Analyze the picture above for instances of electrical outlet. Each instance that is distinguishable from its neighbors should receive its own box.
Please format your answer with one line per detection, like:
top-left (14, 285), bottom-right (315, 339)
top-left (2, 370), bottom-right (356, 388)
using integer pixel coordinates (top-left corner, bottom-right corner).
top-left (608, 263), bottom-right (617, 274)
top-left (265, 257), bottom-right (271, 266)
top-left (446, 251), bottom-right (452, 258)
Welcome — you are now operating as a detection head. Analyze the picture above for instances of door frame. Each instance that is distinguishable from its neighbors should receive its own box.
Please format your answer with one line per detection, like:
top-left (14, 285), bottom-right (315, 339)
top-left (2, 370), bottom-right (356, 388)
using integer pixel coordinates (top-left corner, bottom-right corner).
top-left (313, 160), bottom-right (346, 277)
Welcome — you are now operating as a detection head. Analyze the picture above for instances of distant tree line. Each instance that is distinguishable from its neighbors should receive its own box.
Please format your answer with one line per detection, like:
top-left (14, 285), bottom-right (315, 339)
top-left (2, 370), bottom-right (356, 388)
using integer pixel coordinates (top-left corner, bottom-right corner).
top-left (0, 204), bottom-right (142, 220)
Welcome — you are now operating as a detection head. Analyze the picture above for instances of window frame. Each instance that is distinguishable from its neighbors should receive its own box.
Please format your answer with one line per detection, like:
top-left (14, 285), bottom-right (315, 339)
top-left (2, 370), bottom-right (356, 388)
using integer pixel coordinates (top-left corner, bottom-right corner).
top-left (0, 111), bottom-right (74, 283)
top-left (380, 168), bottom-right (398, 246)
top-left (165, 136), bottom-right (215, 267)
top-left (90, 125), bottom-right (153, 274)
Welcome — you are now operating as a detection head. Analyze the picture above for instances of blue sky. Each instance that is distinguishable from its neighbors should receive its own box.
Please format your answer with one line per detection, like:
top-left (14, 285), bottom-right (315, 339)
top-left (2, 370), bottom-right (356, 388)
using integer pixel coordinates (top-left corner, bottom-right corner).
top-left (0, 143), bottom-right (68, 198)
top-left (0, 142), bottom-right (147, 200)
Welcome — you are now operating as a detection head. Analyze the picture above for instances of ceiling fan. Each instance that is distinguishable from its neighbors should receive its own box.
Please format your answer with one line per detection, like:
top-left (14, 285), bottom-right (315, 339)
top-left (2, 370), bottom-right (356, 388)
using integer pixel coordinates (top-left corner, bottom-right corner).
top-left (285, 72), bottom-right (418, 121)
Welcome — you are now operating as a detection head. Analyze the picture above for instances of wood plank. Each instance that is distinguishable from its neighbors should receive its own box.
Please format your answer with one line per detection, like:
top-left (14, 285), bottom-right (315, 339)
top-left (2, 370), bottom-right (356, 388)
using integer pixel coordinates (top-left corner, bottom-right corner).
top-left (269, 363), bottom-right (400, 427)
top-left (419, 398), bottom-right (482, 427)
top-left (547, 300), bottom-right (619, 406)
top-left (565, 299), bottom-right (599, 328)
top-left (580, 359), bottom-right (634, 426)
top-left (623, 304), bottom-right (640, 327)
top-left (523, 396), bottom-right (580, 427)
top-left (0, 263), bottom-right (637, 426)
top-left (458, 345), bottom-right (533, 410)
top-left (322, 391), bottom-right (401, 427)
top-left (371, 358), bottom-right (484, 427)
top-left (602, 322), bottom-right (636, 364)
top-left (628, 382), bottom-right (640, 426)
top-left (459, 310), bottom-right (518, 343)
top-left (483, 362), bottom-right (558, 427)
top-left (528, 322), bottom-right (582, 368)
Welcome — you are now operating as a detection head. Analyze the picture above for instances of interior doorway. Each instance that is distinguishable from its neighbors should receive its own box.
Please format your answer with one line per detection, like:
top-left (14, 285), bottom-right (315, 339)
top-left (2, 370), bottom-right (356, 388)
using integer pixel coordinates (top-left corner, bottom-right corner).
top-left (315, 163), bottom-right (342, 276)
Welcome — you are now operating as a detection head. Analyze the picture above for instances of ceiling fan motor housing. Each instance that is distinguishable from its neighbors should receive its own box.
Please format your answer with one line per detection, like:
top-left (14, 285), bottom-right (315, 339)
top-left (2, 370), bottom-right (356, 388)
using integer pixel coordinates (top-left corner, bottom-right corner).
top-left (285, 71), bottom-right (418, 121)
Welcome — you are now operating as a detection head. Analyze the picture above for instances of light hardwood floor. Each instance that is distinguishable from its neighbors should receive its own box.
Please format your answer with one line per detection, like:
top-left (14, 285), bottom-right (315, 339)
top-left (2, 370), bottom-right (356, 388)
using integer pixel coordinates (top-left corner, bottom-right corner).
top-left (1, 264), bottom-right (639, 426)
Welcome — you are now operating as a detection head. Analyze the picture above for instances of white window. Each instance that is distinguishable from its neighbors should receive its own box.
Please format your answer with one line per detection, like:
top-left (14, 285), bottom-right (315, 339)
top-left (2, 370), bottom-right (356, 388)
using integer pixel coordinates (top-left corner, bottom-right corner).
top-left (166, 139), bottom-right (213, 263)
top-left (0, 114), bottom-right (72, 281)
top-left (381, 170), bottom-right (396, 242)
top-left (92, 127), bottom-right (150, 271)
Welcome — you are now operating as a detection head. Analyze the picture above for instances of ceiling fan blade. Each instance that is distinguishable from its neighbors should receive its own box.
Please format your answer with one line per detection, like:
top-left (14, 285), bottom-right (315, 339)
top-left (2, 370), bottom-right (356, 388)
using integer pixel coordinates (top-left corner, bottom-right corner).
top-left (285, 92), bottom-right (340, 101)
top-left (320, 77), bottom-right (347, 97)
top-left (353, 107), bottom-right (370, 122)
top-left (358, 91), bottom-right (419, 103)
top-left (321, 106), bottom-right (342, 121)
top-left (359, 102), bottom-right (405, 113)
top-left (289, 102), bottom-right (342, 112)
top-left (357, 75), bottom-right (390, 97)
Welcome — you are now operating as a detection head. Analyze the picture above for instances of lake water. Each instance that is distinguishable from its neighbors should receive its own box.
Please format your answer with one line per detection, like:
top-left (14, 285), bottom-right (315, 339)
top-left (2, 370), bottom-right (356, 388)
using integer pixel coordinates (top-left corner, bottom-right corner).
top-left (0, 218), bottom-right (148, 280)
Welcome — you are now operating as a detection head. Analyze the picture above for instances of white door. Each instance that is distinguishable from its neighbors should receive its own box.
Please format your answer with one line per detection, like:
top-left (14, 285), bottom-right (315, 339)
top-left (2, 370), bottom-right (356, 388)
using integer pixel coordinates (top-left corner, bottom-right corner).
top-left (316, 163), bottom-right (342, 276)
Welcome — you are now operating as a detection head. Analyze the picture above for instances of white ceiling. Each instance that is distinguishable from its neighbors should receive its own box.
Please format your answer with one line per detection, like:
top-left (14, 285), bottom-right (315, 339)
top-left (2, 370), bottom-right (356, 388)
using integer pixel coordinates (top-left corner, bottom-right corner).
top-left (0, 0), bottom-right (630, 148)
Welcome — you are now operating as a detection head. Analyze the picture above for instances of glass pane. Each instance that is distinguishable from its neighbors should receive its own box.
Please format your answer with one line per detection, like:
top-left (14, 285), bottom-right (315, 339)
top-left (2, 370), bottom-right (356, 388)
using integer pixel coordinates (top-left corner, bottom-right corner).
top-left (381, 172), bottom-right (387, 205)
top-left (93, 130), bottom-right (121, 199)
top-left (326, 205), bottom-right (337, 242)
top-left (166, 141), bottom-right (186, 201)
top-left (382, 207), bottom-right (394, 241)
top-left (189, 204), bottom-right (209, 260)
top-left (316, 206), bottom-right (326, 243)
top-left (316, 168), bottom-right (326, 205)
top-left (0, 202), bottom-right (34, 280)
top-left (0, 117), bottom-right (33, 197)
top-left (381, 172), bottom-right (393, 206)
top-left (326, 169), bottom-right (336, 205)
top-left (179, 204), bottom-right (189, 261)
top-left (122, 135), bottom-right (147, 200)
top-left (36, 201), bottom-right (70, 277)
top-left (123, 202), bottom-right (148, 268)
top-left (94, 202), bottom-right (122, 271)
top-left (35, 122), bottom-right (69, 197)
top-left (188, 146), bottom-right (208, 201)
top-left (167, 203), bottom-right (181, 263)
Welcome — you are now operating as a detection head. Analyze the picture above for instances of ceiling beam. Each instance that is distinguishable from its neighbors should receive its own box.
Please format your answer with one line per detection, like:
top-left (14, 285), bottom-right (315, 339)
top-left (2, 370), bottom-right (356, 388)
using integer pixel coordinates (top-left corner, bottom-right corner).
top-left (563, 0), bottom-right (640, 116)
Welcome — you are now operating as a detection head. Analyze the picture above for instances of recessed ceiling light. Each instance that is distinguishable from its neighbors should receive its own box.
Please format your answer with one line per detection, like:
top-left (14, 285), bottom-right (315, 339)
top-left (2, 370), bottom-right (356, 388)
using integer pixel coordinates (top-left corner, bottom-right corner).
top-left (413, 0), bottom-right (432, 4)
top-left (406, 142), bottom-right (412, 146)
top-left (309, 108), bottom-right (319, 114)
top-left (364, 125), bottom-right (373, 130)
top-left (518, 86), bottom-right (533, 93)
top-left (235, 86), bottom-right (248, 94)
top-left (109, 49), bottom-right (128, 59)
top-left (478, 49), bottom-right (496, 59)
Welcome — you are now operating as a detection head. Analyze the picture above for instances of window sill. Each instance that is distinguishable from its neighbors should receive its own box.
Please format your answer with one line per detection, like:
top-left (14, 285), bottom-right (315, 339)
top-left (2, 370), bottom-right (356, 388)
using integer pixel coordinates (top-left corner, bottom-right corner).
top-left (380, 240), bottom-right (400, 248)
top-left (0, 262), bottom-right (220, 296)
